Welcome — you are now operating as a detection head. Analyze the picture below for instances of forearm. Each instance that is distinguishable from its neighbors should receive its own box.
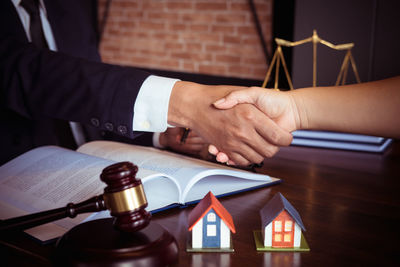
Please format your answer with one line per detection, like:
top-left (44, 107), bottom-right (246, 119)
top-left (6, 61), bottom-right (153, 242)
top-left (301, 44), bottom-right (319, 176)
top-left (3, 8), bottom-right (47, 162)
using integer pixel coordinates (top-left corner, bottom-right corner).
top-left (291, 76), bottom-right (400, 138)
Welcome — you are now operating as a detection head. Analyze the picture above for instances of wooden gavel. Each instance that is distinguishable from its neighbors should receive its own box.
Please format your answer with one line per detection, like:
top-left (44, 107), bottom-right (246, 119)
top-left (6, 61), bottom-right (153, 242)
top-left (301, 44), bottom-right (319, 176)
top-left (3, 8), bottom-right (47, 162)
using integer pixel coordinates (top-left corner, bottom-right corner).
top-left (0, 161), bottom-right (151, 234)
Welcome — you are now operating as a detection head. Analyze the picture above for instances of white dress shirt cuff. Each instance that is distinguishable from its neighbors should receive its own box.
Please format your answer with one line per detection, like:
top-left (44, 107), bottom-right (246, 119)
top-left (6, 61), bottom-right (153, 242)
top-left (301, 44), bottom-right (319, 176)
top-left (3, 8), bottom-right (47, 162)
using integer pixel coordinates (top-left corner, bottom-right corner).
top-left (133, 75), bottom-right (180, 132)
top-left (152, 132), bottom-right (166, 149)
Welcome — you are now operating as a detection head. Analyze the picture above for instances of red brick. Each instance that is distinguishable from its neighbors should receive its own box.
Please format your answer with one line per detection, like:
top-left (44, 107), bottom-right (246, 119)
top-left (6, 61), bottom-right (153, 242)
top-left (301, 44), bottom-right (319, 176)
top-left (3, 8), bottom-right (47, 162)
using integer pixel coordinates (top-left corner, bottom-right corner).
top-left (228, 65), bottom-right (253, 75)
top-left (181, 13), bottom-right (214, 24)
top-left (237, 26), bottom-right (257, 36)
top-left (118, 21), bottom-right (136, 29)
top-left (190, 24), bottom-right (209, 32)
top-left (205, 44), bottom-right (226, 53)
top-left (199, 64), bottom-right (227, 75)
top-left (211, 25), bottom-right (235, 34)
top-left (166, 1), bottom-right (193, 10)
top-left (195, 2), bottom-right (227, 11)
top-left (168, 23), bottom-right (187, 31)
top-left (231, 3), bottom-right (249, 11)
top-left (223, 35), bottom-right (242, 44)
top-left (113, 1), bottom-right (138, 9)
top-left (215, 13), bottom-right (247, 24)
top-left (159, 59), bottom-right (181, 69)
top-left (253, 66), bottom-right (269, 79)
top-left (183, 62), bottom-right (196, 72)
top-left (165, 42), bottom-right (184, 50)
top-left (142, 1), bottom-right (166, 10)
top-left (186, 43), bottom-right (203, 51)
top-left (146, 12), bottom-right (179, 21)
top-left (215, 54), bottom-right (241, 64)
top-left (138, 21), bottom-right (165, 31)
top-left (242, 56), bottom-right (266, 65)
top-left (242, 36), bottom-right (259, 45)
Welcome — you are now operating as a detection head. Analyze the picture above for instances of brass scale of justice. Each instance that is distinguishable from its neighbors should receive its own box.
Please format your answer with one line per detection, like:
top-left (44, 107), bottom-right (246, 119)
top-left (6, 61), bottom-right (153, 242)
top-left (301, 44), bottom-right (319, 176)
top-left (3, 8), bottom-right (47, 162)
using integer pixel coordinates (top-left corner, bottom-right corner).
top-left (263, 29), bottom-right (361, 90)
top-left (0, 31), bottom-right (361, 266)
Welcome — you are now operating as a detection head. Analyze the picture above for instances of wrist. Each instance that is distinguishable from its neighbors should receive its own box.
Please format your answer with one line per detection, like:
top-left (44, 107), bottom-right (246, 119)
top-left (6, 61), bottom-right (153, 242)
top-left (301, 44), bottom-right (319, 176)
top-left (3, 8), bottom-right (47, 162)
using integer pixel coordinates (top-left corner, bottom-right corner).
top-left (288, 90), bottom-right (308, 131)
top-left (168, 81), bottom-right (202, 128)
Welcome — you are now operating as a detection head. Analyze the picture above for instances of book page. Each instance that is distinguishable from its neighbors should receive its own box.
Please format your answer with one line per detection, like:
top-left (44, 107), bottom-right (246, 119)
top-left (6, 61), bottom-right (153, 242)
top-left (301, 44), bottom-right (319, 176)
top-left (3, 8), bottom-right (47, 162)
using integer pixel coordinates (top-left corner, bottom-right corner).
top-left (78, 141), bottom-right (275, 204)
top-left (0, 146), bottom-right (114, 241)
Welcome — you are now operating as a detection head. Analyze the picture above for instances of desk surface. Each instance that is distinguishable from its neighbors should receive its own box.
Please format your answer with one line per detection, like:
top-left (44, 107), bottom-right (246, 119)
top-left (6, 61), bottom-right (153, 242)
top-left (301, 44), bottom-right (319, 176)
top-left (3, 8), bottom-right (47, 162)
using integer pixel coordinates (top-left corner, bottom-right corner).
top-left (2, 142), bottom-right (400, 266)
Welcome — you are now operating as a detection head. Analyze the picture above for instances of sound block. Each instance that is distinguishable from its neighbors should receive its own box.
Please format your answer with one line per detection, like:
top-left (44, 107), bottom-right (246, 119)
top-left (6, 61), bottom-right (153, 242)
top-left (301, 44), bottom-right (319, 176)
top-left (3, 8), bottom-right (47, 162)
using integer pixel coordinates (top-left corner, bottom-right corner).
top-left (54, 218), bottom-right (178, 266)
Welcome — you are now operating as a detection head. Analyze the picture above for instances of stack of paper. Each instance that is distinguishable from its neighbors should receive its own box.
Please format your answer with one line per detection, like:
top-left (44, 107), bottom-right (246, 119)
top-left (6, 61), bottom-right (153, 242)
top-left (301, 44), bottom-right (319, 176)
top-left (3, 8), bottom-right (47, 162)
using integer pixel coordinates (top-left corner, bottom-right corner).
top-left (291, 130), bottom-right (392, 153)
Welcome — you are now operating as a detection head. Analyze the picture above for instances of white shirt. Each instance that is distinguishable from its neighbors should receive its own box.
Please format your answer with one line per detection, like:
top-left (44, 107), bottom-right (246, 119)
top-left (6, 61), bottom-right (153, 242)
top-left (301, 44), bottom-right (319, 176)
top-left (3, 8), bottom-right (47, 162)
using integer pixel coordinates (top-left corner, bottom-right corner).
top-left (11, 0), bottom-right (176, 146)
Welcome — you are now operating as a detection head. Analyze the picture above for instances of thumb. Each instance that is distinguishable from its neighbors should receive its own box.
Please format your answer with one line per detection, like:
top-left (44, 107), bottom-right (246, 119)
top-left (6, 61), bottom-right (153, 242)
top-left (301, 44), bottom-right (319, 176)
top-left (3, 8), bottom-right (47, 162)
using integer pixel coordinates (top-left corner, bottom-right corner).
top-left (213, 89), bottom-right (256, 109)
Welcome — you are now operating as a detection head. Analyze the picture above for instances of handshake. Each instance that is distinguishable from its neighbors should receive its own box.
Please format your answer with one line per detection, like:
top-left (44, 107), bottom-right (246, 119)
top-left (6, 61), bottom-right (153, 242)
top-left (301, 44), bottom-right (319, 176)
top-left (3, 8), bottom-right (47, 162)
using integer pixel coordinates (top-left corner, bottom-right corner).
top-left (165, 76), bottom-right (400, 166)
top-left (166, 82), bottom-right (299, 166)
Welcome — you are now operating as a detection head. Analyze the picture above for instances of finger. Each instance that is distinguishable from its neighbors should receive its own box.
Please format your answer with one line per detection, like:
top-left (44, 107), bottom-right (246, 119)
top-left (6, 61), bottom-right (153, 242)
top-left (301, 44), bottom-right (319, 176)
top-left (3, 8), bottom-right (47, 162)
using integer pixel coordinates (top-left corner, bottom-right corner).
top-left (242, 129), bottom-right (281, 159)
top-left (213, 89), bottom-right (258, 109)
top-left (224, 139), bottom-right (266, 166)
top-left (226, 152), bottom-right (251, 166)
top-left (208, 145), bottom-right (219, 155)
top-left (255, 117), bottom-right (293, 147)
top-left (216, 152), bottom-right (229, 163)
top-left (184, 136), bottom-right (206, 145)
top-left (227, 160), bottom-right (236, 166)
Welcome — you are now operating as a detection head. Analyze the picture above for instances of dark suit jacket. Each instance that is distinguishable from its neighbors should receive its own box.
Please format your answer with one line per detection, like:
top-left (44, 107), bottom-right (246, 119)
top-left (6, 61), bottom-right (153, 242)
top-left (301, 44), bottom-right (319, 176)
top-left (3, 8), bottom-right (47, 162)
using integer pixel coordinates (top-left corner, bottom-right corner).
top-left (0, 0), bottom-right (155, 165)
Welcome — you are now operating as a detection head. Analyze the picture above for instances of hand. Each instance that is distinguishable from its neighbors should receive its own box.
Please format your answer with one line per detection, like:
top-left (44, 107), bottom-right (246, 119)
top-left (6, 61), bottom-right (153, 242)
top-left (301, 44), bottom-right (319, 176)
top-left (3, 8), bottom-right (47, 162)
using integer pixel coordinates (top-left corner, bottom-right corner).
top-left (159, 127), bottom-right (207, 157)
top-left (213, 87), bottom-right (299, 132)
top-left (209, 87), bottom-right (299, 164)
top-left (167, 82), bottom-right (293, 166)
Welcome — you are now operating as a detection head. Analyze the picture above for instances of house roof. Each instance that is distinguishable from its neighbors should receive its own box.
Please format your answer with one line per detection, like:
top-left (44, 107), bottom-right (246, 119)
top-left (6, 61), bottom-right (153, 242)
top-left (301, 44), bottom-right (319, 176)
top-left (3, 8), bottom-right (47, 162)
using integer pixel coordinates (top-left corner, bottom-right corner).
top-left (260, 192), bottom-right (306, 231)
top-left (188, 191), bottom-right (236, 233)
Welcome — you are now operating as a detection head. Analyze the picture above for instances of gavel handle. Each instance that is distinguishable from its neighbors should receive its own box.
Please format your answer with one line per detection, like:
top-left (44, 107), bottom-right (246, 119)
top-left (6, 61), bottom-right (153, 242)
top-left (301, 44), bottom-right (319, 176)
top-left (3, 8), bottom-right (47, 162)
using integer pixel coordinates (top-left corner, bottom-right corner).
top-left (0, 195), bottom-right (106, 233)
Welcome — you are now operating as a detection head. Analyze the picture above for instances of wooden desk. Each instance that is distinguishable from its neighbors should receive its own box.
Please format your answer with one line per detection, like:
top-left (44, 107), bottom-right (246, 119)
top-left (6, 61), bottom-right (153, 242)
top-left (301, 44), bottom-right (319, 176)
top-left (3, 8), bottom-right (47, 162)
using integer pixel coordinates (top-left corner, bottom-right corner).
top-left (3, 142), bottom-right (400, 266)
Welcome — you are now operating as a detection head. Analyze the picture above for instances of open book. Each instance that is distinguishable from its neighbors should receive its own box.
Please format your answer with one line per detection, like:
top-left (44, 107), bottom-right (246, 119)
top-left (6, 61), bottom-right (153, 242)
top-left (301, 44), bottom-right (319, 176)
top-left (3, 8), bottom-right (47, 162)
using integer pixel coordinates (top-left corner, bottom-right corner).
top-left (0, 141), bottom-right (280, 242)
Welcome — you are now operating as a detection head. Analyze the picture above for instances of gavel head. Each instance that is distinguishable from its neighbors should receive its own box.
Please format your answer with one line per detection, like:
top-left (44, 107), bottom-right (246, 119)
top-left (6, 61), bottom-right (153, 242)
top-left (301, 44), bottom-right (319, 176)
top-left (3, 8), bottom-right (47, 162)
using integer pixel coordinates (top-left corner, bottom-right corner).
top-left (100, 161), bottom-right (151, 232)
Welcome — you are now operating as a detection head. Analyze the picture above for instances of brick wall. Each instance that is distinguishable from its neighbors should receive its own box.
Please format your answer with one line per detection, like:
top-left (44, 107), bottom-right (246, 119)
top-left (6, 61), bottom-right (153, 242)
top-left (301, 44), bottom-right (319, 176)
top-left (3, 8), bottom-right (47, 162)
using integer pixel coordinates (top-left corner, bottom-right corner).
top-left (98, 0), bottom-right (273, 80)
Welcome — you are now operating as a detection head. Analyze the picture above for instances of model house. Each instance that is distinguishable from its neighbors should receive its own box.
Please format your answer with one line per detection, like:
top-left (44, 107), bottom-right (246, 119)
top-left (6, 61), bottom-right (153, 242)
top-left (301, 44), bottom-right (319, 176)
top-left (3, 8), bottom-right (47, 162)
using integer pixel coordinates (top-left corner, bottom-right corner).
top-left (188, 191), bottom-right (235, 249)
top-left (260, 192), bottom-right (306, 248)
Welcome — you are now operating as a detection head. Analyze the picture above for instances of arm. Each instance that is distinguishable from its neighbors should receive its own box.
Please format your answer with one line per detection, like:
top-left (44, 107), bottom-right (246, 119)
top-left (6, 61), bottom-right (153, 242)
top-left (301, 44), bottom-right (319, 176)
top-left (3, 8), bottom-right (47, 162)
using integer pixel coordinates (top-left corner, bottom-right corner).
top-left (210, 76), bottom-right (400, 164)
top-left (0, 37), bottom-right (150, 139)
top-left (291, 76), bottom-right (400, 138)
top-left (214, 76), bottom-right (400, 139)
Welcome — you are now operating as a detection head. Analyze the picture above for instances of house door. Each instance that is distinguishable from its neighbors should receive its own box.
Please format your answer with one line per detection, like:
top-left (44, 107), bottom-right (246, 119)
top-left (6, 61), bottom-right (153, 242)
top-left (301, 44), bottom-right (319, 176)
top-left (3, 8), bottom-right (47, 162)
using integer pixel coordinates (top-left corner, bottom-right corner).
top-left (202, 209), bottom-right (220, 247)
top-left (272, 210), bottom-right (294, 247)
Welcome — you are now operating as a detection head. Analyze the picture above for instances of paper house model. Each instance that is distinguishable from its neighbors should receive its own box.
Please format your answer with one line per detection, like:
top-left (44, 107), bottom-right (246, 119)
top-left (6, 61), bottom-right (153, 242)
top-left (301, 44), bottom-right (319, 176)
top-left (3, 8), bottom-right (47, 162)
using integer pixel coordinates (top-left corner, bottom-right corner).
top-left (188, 191), bottom-right (235, 249)
top-left (260, 192), bottom-right (306, 248)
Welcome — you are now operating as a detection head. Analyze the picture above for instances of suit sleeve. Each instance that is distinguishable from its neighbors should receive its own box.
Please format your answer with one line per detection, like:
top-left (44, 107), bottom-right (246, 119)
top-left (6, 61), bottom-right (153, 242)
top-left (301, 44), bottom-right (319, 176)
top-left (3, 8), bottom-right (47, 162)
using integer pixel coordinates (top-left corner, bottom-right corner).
top-left (0, 37), bottom-right (151, 139)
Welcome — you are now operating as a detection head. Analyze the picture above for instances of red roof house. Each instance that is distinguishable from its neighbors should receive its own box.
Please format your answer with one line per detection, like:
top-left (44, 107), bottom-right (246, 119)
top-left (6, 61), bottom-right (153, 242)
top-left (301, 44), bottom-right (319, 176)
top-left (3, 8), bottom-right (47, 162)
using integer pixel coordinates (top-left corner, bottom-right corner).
top-left (188, 191), bottom-right (235, 249)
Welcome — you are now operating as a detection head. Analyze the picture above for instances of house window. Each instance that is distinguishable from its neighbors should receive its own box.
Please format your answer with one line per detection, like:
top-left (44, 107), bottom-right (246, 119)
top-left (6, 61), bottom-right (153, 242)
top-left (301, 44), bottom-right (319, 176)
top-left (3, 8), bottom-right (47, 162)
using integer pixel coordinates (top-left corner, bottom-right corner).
top-left (274, 234), bottom-right (282, 242)
top-left (207, 212), bottom-right (216, 222)
top-left (285, 221), bottom-right (293, 232)
top-left (284, 234), bottom-right (291, 242)
top-left (274, 221), bottom-right (282, 232)
top-left (207, 225), bottom-right (216, 236)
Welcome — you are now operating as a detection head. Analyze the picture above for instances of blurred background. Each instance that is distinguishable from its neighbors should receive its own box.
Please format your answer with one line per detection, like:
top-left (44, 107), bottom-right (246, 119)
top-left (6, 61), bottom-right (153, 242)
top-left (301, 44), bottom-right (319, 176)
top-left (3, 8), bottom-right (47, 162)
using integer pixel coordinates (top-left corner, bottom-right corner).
top-left (97, 0), bottom-right (400, 89)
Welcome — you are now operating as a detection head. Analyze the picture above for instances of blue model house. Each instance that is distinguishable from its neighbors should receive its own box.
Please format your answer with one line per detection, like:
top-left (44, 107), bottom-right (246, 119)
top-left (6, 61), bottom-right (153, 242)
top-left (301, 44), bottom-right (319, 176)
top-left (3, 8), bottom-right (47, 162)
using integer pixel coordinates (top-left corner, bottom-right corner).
top-left (188, 191), bottom-right (236, 249)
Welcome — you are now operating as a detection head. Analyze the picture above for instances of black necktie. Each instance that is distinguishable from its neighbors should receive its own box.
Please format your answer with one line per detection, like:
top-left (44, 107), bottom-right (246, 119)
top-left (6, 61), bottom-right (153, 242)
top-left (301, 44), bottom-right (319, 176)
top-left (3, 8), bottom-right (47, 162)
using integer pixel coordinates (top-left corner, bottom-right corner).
top-left (20, 0), bottom-right (48, 48)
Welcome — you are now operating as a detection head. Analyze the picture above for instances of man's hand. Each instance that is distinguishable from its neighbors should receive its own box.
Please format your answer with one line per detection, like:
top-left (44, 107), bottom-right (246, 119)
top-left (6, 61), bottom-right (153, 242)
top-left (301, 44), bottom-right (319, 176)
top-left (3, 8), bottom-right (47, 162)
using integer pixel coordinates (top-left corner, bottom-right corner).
top-left (167, 82), bottom-right (293, 166)
top-left (159, 127), bottom-right (207, 157)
